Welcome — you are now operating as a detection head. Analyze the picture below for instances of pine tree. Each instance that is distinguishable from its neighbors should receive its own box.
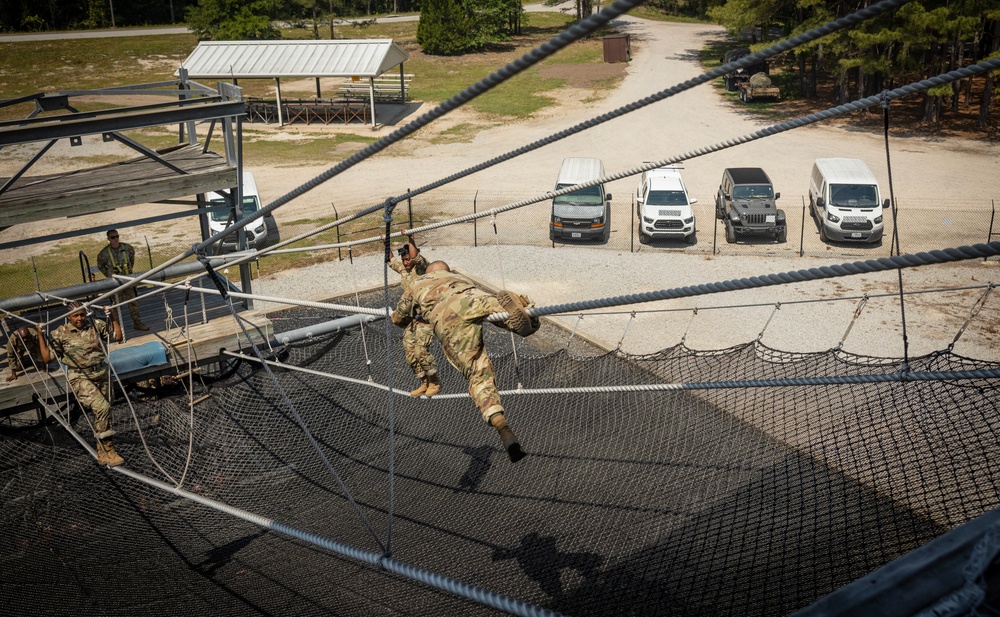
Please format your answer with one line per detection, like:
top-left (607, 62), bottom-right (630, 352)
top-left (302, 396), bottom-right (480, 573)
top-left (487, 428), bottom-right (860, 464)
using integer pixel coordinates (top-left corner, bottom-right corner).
top-left (417, 0), bottom-right (476, 55)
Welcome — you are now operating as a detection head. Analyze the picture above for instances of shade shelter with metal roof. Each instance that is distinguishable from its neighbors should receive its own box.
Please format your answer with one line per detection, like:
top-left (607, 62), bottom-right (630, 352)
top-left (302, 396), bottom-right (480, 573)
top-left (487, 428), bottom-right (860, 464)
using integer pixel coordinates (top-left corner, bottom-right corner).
top-left (178, 40), bottom-right (410, 127)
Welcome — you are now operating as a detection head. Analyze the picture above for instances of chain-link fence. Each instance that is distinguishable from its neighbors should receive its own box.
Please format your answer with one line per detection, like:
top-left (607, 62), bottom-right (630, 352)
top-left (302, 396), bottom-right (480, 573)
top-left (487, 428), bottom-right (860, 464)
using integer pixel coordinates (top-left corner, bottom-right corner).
top-left (2, 192), bottom-right (997, 308)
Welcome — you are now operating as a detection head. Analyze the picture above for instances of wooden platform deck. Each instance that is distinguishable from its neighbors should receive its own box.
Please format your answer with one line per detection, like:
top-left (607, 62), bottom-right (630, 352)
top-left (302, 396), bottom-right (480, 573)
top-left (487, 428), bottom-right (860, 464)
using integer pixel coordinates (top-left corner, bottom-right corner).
top-left (0, 144), bottom-right (237, 228)
top-left (1, 283), bottom-right (272, 416)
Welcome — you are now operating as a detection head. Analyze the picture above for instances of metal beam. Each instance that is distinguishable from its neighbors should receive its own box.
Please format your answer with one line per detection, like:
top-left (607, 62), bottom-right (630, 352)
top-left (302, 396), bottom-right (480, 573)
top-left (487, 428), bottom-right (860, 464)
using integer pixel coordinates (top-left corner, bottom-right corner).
top-left (0, 256), bottom-right (246, 313)
top-left (0, 100), bottom-right (246, 147)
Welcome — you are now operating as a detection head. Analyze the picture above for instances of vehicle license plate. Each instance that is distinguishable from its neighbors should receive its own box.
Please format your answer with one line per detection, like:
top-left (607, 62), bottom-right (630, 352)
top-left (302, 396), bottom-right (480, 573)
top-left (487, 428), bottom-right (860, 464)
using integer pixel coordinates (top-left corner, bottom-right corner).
top-left (571, 232), bottom-right (582, 238)
top-left (766, 215), bottom-right (776, 223)
top-left (851, 232), bottom-right (862, 238)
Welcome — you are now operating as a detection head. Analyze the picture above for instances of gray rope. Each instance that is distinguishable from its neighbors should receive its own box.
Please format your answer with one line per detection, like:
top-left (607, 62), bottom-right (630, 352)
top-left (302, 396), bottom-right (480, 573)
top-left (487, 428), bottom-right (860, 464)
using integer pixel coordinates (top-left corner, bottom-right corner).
top-left (485, 243), bottom-right (1000, 322)
top-left (228, 350), bottom-right (999, 398)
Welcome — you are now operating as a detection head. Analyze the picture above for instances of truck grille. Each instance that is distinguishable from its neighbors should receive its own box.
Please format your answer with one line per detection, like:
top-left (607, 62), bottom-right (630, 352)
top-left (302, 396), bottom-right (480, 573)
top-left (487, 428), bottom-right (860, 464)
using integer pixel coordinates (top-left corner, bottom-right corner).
top-left (741, 213), bottom-right (768, 225)
top-left (842, 220), bottom-right (873, 231)
top-left (654, 220), bottom-right (684, 230)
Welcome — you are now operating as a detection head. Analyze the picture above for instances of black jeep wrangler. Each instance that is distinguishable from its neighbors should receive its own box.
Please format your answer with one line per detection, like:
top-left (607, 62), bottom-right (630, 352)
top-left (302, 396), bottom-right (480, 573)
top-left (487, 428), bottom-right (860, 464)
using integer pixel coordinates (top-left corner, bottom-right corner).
top-left (716, 167), bottom-right (786, 243)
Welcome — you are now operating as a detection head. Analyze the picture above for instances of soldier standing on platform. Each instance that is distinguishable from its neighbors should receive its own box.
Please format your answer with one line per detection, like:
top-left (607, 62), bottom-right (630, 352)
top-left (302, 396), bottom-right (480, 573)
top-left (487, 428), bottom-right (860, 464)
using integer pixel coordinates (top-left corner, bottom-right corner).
top-left (96, 229), bottom-right (148, 331)
top-left (38, 302), bottom-right (126, 467)
top-left (5, 325), bottom-right (47, 381)
top-left (390, 261), bottom-right (539, 463)
top-left (388, 234), bottom-right (441, 398)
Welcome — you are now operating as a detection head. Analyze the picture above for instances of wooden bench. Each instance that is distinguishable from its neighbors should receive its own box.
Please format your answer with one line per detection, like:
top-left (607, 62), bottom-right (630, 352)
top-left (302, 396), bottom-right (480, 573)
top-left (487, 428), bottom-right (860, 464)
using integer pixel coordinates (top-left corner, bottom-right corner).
top-left (337, 74), bottom-right (414, 103)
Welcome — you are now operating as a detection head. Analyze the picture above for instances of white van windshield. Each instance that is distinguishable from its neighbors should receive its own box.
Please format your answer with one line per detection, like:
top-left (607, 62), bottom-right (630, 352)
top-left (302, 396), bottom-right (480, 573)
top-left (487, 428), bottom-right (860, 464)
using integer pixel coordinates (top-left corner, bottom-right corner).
top-left (554, 183), bottom-right (603, 205)
top-left (647, 190), bottom-right (689, 206)
top-left (830, 184), bottom-right (878, 207)
top-left (209, 196), bottom-right (260, 222)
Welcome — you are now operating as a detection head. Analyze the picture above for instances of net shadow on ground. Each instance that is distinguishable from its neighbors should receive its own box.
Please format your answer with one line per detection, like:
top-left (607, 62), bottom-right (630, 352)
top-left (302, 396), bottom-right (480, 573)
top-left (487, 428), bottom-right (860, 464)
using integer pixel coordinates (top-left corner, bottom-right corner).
top-left (2, 289), bottom-right (998, 616)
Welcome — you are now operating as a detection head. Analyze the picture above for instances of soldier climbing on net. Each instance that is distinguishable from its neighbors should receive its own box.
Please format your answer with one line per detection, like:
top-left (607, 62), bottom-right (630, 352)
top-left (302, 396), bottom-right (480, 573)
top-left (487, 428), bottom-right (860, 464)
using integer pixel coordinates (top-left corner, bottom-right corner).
top-left (388, 233), bottom-right (441, 398)
top-left (390, 261), bottom-right (539, 463)
top-left (37, 302), bottom-right (126, 467)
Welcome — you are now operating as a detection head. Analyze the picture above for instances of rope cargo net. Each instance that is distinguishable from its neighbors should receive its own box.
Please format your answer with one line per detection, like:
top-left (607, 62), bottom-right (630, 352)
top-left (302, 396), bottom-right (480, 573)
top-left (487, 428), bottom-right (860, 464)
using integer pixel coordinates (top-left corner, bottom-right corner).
top-left (3, 0), bottom-right (1000, 614)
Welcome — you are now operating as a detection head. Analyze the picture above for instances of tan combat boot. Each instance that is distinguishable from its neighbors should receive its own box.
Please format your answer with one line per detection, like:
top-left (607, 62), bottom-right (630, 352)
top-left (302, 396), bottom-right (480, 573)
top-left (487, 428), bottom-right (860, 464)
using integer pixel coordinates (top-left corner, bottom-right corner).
top-left (98, 439), bottom-right (125, 467)
top-left (423, 374), bottom-right (441, 398)
top-left (489, 413), bottom-right (525, 463)
top-left (410, 379), bottom-right (429, 397)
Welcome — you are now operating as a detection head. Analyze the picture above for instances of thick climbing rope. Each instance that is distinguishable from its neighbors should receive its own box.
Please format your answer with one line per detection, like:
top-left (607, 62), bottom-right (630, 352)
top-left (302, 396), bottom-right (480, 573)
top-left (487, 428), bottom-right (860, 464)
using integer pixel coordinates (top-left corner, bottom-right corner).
top-left (484, 243), bottom-right (1000, 323)
top-left (196, 253), bottom-right (388, 554)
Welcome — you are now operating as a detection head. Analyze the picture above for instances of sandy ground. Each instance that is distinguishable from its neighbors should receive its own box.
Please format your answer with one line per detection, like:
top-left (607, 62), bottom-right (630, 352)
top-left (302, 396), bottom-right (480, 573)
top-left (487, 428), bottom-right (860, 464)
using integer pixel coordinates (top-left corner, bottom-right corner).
top-left (2, 15), bottom-right (998, 359)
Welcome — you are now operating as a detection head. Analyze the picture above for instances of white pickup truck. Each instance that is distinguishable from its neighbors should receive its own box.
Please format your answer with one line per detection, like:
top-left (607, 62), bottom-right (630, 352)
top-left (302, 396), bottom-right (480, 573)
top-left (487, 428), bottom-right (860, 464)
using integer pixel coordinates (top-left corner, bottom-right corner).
top-left (636, 165), bottom-right (698, 245)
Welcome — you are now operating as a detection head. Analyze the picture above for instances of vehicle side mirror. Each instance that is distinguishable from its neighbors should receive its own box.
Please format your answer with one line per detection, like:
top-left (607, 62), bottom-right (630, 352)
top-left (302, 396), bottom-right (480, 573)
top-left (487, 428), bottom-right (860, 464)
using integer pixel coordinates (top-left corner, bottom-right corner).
top-left (606, 193), bottom-right (613, 201)
top-left (774, 192), bottom-right (781, 199)
top-left (883, 199), bottom-right (890, 208)
top-left (689, 197), bottom-right (698, 204)
top-left (816, 197), bottom-right (825, 208)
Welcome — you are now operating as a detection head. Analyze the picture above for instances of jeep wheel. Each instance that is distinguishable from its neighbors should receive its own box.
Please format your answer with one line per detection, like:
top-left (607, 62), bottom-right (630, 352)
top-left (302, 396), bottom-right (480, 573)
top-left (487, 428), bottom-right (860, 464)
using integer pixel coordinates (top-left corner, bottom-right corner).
top-left (725, 221), bottom-right (736, 244)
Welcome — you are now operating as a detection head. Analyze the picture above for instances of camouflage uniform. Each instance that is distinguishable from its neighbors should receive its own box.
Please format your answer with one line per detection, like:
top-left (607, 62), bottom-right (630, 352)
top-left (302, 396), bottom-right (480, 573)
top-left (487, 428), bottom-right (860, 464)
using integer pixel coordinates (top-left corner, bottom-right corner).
top-left (97, 241), bottom-right (143, 326)
top-left (392, 270), bottom-right (508, 422)
top-left (50, 318), bottom-right (115, 436)
top-left (389, 254), bottom-right (438, 380)
top-left (6, 331), bottom-right (44, 376)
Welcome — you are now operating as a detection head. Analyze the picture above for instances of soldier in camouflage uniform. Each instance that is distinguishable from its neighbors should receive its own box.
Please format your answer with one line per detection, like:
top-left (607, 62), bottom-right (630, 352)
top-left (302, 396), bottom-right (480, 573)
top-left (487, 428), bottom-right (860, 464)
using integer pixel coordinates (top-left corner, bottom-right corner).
top-left (388, 234), bottom-right (441, 397)
top-left (96, 229), bottom-right (148, 331)
top-left (5, 325), bottom-right (47, 381)
top-left (391, 261), bottom-right (539, 463)
top-left (38, 302), bottom-right (126, 467)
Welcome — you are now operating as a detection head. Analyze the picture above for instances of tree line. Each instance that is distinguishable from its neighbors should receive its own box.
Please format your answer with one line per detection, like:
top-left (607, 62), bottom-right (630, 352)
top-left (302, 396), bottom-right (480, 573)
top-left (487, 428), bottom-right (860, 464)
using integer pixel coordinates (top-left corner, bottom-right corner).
top-left (2, 0), bottom-right (996, 127)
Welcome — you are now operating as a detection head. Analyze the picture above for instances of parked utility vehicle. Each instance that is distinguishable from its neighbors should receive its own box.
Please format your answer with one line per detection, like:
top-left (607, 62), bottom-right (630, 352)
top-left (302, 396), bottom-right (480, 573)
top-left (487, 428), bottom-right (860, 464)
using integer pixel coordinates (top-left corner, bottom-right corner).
top-left (809, 158), bottom-right (887, 244)
top-left (636, 165), bottom-right (697, 245)
top-left (206, 171), bottom-right (280, 253)
top-left (716, 167), bottom-right (786, 243)
top-left (550, 157), bottom-right (612, 242)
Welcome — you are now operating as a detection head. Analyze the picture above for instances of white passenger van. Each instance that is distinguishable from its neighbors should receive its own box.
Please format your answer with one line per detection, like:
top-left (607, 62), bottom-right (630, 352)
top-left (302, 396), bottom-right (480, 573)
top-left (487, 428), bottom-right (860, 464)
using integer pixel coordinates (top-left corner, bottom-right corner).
top-left (550, 157), bottom-right (612, 242)
top-left (636, 164), bottom-right (698, 245)
top-left (809, 158), bottom-right (887, 244)
top-left (206, 171), bottom-right (279, 253)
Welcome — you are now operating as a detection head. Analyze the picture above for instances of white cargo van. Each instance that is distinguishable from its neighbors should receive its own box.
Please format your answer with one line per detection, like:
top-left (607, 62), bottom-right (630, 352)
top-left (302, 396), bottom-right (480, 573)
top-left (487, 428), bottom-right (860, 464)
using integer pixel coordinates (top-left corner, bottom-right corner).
top-left (550, 157), bottom-right (612, 242)
top-left (636, 165), bottom-right (698, 244)
top-left (809, 158), bottom-right (887, 244)
top-left (206, 171), bottom-right (279, 253)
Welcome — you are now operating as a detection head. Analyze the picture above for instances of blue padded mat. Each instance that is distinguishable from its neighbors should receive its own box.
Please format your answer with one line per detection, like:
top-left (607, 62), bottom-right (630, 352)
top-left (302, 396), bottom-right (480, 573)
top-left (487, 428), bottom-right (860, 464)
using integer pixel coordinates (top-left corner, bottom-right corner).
top-left (108, 341), bottom-right (168, 374)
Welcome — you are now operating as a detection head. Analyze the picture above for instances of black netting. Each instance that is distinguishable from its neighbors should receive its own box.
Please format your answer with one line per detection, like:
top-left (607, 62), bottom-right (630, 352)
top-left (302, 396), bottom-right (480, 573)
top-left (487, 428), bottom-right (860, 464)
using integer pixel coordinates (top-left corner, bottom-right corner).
top-left (3, 288), bottom-right (999, 616)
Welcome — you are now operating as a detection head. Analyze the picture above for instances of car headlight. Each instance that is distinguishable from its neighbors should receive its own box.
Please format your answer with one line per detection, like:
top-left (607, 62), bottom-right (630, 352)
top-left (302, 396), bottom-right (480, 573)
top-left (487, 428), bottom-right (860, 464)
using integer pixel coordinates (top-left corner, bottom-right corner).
top-left (643, 216), bottom-right (653, 224)
top-left (683, 217), bottom-right (694, 224)
top-left (827, 213), bottom-right (840, 223)
top-left (874, 215), bottom-right (883, 224)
